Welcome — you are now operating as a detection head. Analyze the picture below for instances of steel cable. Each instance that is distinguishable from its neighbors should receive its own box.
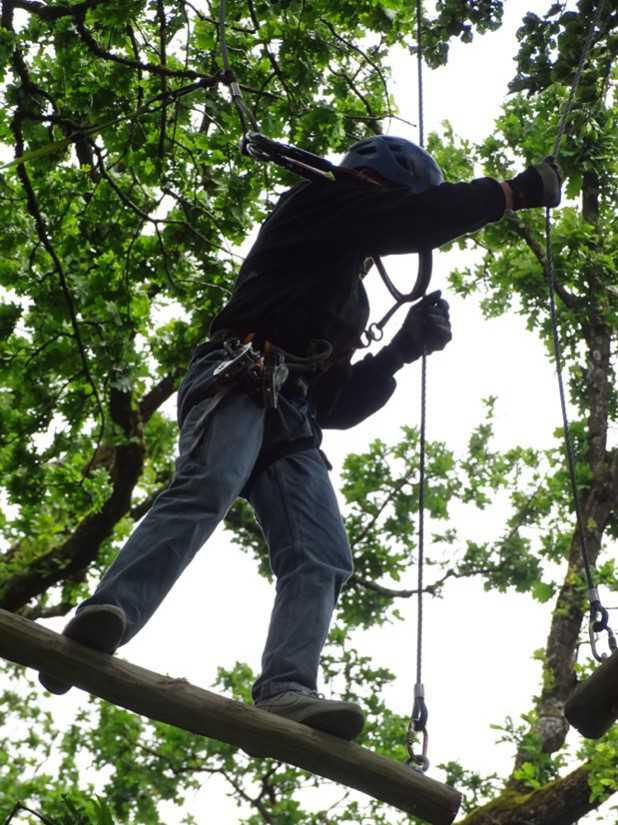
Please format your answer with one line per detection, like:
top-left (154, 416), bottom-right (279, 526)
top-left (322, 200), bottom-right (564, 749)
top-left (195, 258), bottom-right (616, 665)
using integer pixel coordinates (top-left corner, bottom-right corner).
top-left (543, 0), bottom-right (614, 658)
top-left (406, 0), bottom-right (430, 772)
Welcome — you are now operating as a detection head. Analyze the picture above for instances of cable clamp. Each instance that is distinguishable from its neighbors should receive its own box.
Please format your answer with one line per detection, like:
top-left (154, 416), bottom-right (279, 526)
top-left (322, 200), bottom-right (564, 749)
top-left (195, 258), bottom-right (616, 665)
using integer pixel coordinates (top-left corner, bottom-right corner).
top-left (589, 596), bottom-right (609, 634)
top-left (412, 687), bottom-right (428, 730)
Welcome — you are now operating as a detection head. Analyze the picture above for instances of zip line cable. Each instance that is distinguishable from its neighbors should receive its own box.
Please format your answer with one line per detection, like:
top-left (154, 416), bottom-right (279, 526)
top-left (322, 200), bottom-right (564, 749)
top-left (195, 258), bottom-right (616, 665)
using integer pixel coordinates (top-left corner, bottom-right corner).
top-left (543, 0), bottom-right (615, 661)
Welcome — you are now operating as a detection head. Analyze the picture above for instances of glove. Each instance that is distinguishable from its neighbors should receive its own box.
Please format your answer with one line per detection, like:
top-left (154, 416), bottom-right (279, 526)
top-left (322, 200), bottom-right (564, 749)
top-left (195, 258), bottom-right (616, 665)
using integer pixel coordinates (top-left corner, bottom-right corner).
top-left (506, 156), bottom-right (562, 210)
top-left (390, 290), bottom-right (452, 365)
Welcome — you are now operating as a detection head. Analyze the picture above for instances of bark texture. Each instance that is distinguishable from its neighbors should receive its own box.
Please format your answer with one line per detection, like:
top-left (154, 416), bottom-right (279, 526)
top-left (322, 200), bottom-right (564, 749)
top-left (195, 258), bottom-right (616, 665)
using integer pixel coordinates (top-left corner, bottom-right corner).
top-left (461, 766), bottom-right (600, 825)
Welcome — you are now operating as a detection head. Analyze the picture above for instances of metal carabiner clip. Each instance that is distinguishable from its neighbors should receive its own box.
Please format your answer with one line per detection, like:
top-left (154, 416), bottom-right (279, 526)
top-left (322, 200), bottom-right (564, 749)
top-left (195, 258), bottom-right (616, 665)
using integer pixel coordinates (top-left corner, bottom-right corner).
top-left (406, 727), bottom-right (430, 774)
top-left (588, 590), bottom-right (615, 662)
top-left (367, 322), bottom-right (384, 342)
top-left (359, 323), bottom-right (384, 348)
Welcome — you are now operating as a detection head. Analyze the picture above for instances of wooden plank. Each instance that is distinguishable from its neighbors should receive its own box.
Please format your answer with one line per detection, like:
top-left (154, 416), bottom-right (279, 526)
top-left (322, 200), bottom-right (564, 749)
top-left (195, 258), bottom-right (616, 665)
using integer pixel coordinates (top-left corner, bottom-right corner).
top-left (0, 608), bottom-right (460, 824)
top-left (565, 649), bottom-right (618, 739)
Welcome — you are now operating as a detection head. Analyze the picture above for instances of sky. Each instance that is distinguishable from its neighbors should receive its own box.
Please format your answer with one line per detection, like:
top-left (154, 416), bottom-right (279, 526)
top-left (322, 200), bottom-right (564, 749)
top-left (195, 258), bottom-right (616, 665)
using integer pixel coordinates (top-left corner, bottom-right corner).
top-left (24, 0), bottom-right (618, 823)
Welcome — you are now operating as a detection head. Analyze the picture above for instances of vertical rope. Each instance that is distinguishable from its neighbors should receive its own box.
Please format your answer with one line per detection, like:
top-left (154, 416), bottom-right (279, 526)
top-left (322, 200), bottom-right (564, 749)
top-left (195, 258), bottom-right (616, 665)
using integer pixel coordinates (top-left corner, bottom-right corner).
top-left (416, 352), bottom-right (426, 689)
top-left (543, 0), bottom-right (614, 658)
top-left (416, 0), bottom-right (427, 688)
top-left (406, 0), bottom-right (430, 772)
top-left (415, 0), bottom-right (426, 693)
top-left (416, 7), bottom-right (428, 624)
top-left (551, 0), bottom-right (606, 159)
top-left (545, 209), bottom-right (595, 593)
top-left (416, 0), bottom-right (425, 148)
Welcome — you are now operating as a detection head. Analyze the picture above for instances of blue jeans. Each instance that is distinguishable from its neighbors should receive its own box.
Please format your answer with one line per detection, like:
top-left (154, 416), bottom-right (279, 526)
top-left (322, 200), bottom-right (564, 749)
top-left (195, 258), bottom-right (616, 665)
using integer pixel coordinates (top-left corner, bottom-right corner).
top-left (79, 350), bottom-right (353, 702)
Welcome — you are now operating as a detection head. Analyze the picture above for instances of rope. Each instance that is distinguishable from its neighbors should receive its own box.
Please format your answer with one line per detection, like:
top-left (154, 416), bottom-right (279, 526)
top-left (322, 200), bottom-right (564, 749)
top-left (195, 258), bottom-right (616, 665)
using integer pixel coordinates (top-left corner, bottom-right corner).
top-left (543, 0), bottom-right (615, 660)
top-left (405, 0), bottom-right (430, 773)
top-left (416, 355), bottom-right (426, 690)
top-left (545, 212), bottom-right (615, 660)
top-left (218, 0), bottom-right (259, 133)
top-left (416, 0), bottom-right (425, 148)
top-left (551, 0), bottom-right (606, 158)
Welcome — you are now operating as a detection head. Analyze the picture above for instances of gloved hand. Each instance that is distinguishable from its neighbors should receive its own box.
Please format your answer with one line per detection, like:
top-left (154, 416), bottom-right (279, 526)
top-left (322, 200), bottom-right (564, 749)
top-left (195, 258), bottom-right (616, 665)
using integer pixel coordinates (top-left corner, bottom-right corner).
top-left (390, 290), bottom-right (452, 365)
top-left (506, 156), bottom-right (562, 210)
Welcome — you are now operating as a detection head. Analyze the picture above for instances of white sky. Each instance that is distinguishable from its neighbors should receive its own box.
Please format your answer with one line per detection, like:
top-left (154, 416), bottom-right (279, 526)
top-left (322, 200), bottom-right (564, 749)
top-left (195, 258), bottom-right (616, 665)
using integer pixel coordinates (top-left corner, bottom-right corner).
top-left (28, 1), bottom-right (618, 823)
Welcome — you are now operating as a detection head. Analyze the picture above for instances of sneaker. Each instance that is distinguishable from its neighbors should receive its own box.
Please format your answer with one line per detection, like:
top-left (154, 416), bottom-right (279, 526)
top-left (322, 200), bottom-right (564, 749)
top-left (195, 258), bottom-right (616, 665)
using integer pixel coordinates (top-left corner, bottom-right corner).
top-left (38, 604), bottom-right (127, 695)
top-left (255, 690), bottom-right (364, 740)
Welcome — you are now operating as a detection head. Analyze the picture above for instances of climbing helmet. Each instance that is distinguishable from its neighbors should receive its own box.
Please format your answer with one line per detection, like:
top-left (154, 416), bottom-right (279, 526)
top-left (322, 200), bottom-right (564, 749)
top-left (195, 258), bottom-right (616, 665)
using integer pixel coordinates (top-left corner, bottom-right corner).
top-left (340, 135), bottom-right (443, 193)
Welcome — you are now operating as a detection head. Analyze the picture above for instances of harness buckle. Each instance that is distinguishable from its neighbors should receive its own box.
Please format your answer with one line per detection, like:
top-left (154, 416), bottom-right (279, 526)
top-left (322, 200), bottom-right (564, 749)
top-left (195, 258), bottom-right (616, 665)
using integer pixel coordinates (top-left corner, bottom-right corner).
top-left (212, 341), bottom-right (260, 384)
top-left (213, 339), bottom-right (290, 409)
top-left (261, 344), bottom-right (289, 409)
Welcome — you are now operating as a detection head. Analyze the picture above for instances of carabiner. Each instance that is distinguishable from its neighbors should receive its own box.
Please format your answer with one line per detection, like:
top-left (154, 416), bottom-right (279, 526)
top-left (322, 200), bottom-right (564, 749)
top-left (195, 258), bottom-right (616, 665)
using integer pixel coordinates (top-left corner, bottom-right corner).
top-left (406, 727), bottom-right (430, 773)
top-left (588, 591), bottom-right (616, 662)
top-left (367, 322), bottom-right (384, 342)
top-left (590, 621), bottom-right (618, 662)
top-left (359, 323), bottom-right (384, 348)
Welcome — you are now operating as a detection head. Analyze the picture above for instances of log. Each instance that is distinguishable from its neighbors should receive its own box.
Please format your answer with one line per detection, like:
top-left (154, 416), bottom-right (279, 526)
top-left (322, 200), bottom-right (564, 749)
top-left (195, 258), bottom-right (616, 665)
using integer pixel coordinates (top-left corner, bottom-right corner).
top-left (565, 649), bottom-right (618, 739)
top-left (0, 609), bottom-right (461, 824)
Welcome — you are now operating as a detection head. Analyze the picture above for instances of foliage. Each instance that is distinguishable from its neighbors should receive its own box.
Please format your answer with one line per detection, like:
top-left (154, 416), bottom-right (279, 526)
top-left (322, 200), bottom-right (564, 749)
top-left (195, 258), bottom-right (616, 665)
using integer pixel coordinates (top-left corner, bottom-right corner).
top-left (0, 0), bottom-right (617, 823)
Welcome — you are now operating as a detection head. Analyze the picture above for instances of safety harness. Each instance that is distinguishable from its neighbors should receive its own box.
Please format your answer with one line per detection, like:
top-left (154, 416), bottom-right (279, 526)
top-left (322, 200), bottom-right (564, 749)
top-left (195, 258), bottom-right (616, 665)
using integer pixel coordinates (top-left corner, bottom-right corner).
top-left (212, 335), bottom-right (333, 410)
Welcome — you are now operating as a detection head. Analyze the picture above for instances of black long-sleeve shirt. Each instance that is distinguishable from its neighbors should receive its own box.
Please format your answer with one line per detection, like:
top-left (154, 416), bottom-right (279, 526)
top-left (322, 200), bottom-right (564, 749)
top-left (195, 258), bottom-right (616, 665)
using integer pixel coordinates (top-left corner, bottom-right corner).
top-left (210, 174), bottom-right (506, 428)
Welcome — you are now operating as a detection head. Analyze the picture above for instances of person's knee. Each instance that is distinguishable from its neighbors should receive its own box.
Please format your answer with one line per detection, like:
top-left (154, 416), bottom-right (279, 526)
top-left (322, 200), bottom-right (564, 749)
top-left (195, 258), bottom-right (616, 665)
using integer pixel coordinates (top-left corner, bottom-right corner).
top-left (306, 543), bottom-right (354, 583)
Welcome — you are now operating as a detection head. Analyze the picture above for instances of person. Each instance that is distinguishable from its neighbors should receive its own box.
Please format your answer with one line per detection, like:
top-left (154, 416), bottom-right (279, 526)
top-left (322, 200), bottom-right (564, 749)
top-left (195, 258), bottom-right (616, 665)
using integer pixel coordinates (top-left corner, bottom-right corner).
top-left (39, 136), bottom-right (561, 741)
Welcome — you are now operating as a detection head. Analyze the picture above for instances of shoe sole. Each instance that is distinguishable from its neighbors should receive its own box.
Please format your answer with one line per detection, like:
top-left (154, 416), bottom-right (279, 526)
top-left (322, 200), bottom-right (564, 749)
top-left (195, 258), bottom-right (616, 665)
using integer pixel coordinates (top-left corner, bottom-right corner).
top-left (38, 606), bottom-right (126, 695)
top-left (258, 704), bottom-right (364, 741)
top-left (295, 708), bottom-right (364, 740)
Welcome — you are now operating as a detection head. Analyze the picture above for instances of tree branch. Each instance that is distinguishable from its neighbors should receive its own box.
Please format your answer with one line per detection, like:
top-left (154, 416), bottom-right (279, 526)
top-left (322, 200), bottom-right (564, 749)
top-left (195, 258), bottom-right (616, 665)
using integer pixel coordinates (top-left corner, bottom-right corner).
top-left (349, 565), bottom-right (495, 600)
top-left (0, 387), bottom-right (144, 612)
top-left (9, 47), bottom-right (107, 461)
top-left (511, 337), bottom-right (617, 770)
top-left (13, 0), bottom-right (108, 22)
top-left (505, 213), bottom-right (580, 309)
top-left (319, 18), bottom-right (392, 127)
top-left (74, 17), bottom-right (212, 81)
top-left (460, 763), bottom-right (611, 825)
top-left (138, 371), bottom-right (183, 423)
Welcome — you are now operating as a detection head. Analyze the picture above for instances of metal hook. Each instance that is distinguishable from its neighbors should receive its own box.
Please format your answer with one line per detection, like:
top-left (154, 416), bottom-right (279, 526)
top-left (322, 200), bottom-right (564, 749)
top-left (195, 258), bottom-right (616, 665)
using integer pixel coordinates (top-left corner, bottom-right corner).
top-left (367, 322), bottom-right (384, 342)
top-left (406, 727), bottom-right (430, 773)
top-left (588, 590), bottom-right (616, 662)
top-left (406, 683), bottom-right (429, 772)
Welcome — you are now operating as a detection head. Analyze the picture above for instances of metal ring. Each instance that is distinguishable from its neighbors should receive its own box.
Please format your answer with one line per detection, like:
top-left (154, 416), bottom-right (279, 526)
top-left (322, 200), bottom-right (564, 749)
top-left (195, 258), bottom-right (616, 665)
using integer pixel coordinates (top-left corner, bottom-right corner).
top-left (358, 330), bottom-right (372, 348)
top-left (368, 323), bottom-right (384, 342)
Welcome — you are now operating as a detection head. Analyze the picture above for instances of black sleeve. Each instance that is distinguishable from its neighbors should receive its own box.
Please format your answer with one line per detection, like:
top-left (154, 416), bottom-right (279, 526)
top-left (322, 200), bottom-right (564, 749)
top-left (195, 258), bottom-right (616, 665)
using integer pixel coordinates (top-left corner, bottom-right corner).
top-left (313, 348), bottom-right (399, 430)
top-left (338, 177), bottom-right (507, 255)
top-left (235, 176), bottom-right (506, 279)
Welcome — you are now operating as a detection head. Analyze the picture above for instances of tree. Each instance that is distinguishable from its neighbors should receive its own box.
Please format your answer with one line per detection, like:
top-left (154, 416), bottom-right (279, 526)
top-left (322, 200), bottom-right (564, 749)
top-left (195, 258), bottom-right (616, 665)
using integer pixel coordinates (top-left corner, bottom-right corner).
top-left (0, 0), bottom-right (617, 823)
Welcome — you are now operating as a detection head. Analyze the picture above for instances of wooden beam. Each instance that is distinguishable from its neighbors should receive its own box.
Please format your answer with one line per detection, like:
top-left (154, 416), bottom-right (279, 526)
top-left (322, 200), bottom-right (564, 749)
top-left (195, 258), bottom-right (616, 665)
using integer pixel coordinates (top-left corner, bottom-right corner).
top-left (0, 609), bottom-right (460, 824)
top-left (565, 650), bottom-right (618, 739)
